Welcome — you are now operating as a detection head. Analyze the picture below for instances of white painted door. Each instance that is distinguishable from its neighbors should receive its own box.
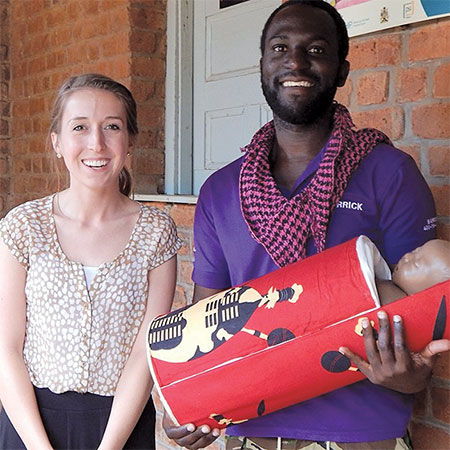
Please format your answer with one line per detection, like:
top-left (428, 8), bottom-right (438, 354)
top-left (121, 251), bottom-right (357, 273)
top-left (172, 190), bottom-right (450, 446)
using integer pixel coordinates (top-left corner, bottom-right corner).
top-left (192, 0), bottom-right (280, 193)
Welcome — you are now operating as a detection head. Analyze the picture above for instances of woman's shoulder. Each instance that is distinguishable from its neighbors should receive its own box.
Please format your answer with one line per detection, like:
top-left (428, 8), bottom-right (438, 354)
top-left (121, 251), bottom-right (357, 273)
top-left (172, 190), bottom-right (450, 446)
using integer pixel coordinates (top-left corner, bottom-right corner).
top-left (2, 195), bottom-right (53, 226)
top-left (137, 204), bottom-right (179, 235)
top-left (136, 204), bottom-right (183, 259)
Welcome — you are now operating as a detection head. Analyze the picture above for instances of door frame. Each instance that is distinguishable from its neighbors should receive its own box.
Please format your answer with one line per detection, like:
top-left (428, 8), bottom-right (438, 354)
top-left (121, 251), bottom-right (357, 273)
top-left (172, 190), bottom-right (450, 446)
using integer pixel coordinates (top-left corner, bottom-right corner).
top-left (165, 0), bottom-right (194, 195)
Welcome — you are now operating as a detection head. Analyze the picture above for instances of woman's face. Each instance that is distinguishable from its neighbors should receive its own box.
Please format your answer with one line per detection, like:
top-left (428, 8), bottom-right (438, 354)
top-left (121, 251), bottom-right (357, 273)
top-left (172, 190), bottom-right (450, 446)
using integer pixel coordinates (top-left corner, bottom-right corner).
top-left (51, 88), bottom-right (132, 192)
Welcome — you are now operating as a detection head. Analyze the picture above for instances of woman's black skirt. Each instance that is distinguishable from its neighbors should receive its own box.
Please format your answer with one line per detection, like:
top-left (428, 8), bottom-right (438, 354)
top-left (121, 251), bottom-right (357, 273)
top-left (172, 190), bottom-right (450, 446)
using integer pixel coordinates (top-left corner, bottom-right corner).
top-left (0, 386), bottom-right (156, 449)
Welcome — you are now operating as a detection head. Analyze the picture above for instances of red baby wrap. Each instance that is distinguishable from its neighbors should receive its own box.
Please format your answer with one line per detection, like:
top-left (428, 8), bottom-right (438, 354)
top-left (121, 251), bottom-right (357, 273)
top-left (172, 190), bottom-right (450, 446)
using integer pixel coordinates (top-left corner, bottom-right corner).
top-left (146, 236), bottom-right (449, 428)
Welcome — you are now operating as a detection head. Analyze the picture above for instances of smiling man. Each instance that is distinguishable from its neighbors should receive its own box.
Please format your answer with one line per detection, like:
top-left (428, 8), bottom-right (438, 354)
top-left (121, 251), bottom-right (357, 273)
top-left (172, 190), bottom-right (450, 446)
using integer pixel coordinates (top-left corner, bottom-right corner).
top-left (163, 1), bottom-right (444, 449)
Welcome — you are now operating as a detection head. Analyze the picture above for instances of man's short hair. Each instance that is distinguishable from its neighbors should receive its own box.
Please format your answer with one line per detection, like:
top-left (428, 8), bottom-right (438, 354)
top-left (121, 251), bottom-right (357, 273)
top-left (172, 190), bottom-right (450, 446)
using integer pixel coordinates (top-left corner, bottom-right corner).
top-left (260, 0), bottom-right (349, 63)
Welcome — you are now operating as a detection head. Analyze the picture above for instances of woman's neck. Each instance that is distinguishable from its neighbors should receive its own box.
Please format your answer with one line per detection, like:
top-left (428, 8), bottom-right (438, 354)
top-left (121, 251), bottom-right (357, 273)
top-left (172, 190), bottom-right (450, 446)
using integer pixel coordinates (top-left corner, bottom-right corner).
top-left (55, 187), bottom-right (131, 225)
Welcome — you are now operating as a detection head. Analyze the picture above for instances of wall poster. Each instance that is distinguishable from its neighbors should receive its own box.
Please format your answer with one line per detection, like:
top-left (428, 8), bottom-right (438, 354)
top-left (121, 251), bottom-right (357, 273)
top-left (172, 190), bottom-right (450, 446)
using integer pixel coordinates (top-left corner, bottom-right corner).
top-left (326, 0), bottom-right (450, 37)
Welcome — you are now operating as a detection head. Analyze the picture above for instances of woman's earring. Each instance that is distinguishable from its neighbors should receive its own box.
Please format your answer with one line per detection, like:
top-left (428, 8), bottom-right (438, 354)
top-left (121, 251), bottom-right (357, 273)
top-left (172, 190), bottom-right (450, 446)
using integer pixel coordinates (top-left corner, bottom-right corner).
top-left (127, 152), bottom-right (131, 156)
top-left (56, 153), bottom-right (62, 159)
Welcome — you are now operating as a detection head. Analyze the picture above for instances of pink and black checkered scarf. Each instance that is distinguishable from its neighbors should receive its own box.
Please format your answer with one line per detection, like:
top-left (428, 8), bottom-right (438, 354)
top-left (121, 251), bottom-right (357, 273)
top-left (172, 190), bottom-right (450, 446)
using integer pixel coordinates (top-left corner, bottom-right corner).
top-left (239, 103), bottom-right (391, 267)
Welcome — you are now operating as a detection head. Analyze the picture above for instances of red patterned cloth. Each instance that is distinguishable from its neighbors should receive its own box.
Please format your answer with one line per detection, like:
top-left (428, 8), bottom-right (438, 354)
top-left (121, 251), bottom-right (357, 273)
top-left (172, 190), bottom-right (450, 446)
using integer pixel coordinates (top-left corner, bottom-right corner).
top-left (239, 103), bottom-right (391, 267)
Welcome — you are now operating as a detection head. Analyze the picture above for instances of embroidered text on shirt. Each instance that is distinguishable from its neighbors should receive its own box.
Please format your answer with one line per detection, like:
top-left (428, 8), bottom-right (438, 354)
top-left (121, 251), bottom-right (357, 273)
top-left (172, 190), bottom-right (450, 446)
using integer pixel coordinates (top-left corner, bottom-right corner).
top-left (336, 201), bottom-right (363, 211)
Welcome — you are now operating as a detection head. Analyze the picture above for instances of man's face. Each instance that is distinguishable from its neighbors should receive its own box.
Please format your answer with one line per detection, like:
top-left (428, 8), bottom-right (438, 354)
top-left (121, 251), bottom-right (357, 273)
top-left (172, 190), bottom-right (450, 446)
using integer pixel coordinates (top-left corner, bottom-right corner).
top-left (260, 5), bottom-right (349, 125)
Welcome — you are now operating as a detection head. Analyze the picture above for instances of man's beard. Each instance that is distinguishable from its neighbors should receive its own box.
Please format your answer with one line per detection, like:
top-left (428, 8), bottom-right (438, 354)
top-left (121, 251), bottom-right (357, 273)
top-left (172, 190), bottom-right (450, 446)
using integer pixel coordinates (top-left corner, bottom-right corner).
top-left (261, 74), bottom-right (337, 125)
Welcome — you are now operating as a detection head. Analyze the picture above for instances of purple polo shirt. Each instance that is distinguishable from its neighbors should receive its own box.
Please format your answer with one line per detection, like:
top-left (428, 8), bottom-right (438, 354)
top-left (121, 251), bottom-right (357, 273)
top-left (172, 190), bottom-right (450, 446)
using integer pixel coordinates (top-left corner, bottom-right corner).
top-left (192, 143), bottom-right (436, 442)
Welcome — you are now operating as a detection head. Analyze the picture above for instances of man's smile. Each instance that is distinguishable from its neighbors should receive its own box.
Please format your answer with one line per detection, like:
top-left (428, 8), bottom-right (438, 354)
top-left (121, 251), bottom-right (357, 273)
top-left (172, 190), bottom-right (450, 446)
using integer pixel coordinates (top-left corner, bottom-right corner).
top-left (281, 80), bottom-right (315, 88)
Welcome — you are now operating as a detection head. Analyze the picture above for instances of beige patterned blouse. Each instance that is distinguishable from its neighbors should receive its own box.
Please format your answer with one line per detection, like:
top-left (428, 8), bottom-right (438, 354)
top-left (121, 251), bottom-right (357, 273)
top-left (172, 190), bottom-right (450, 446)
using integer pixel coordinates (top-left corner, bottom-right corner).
top-left (0, 194), bottom-right (182, 396)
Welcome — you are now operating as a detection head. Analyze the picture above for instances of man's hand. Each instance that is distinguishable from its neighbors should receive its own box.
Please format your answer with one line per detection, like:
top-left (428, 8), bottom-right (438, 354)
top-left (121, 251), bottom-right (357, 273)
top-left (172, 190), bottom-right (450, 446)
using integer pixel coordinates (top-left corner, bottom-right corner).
top-left (339, 311), bottom-right (450, 394)
top-left (162, 411), bottom-right (221, 449)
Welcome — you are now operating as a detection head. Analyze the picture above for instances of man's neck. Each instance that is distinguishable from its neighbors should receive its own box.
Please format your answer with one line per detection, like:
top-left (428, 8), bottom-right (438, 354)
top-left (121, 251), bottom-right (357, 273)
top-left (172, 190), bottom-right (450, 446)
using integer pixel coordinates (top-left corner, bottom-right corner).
top-left (270, 112), bottom-right (334, 191)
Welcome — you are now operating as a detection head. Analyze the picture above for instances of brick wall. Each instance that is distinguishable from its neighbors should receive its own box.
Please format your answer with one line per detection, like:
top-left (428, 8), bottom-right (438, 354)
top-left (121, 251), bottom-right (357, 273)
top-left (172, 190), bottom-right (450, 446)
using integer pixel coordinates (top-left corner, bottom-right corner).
top-left (7, 0), bottom-right (166, 209)
top-left (0, 0), bottom-right (10, 217)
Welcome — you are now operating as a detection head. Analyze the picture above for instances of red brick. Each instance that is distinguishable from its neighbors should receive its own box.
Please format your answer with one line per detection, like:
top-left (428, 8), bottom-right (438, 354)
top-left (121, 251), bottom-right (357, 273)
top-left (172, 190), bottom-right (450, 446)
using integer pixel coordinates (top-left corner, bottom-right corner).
top-left (29, 97), bottom-right (45, 116)
top-left (335, 78), bottom-right (352, 107)
top-left (430, 184), bottom-right (450, 216)
top-left (28, 57), bottom-right (46, 75)
top-left (0, 100), bottom-right (10, 116)
top-left (434, 63), bottom-right (450, 98)
top-left (352, 107), bottom-right (404, 140)
top-left (130, 30), bottom-right (157, 54)
top-left (82, 0), bottom-right (100, 16)
top-left (28, 175), bottom-right (48, 192)
top-left (431, 386), bottom-right (450, 424)
top-left (176, 230), bottom-right (192, 256)
top-left (152, 80), bottom-right (166, 104)
top-left (109, 7), bottom-right (131, 32)
top-left (102, 33), bottom-right (130, 57)
top-left (29, 135), bottom-right (46, 154)
top-left (134, 151), bottom-right (164, 176)
top-left (27, 15), bottom-right (46, 34)
top-left (131, 7), bottom-right (166, 31)
top-left (13, 61), bottom-right (28, 79)
top-left (132, 55), bottom-right (166, 79)
top-left (410, 422), bottom-right (450, 449)
top-left (399, 144), bottom-right (421, 169)
top-left (396, 67), bottom-right (427, 103)
top-left (179, 260), bottom-right (193, 284)
top-left (13, 157), bottom-right (32, 175)
top-left (42, 155), bottom-right (53, 174)
top-left (66, 1), bottom-right (82, 20)
top-left (169, 204), bottom-right (195, 228)
top-left (434, 351), bottom-right (450, 380)
top-left (412, 103), bottom-right (450, 139)
top-left (429, 146), bottom-right (450, 177)
top-left (173, 285), bottom-right (188, 310)
top-left (409, 21), bottom-right (450, 62)
top-left (99, 56), bottom-right (131, 80)
top-left (32, 157), bottom-right (43, 174)
top-left (437, 222), bottom-right (450, 241)
top-left (101, 0), bottom-right (126, 10)
top-left (12, 177), bottom-right (28, 194)
top-left (0, 119), bottom-right (8, 136)
top-left (53, 27), bottom-right (73, 47)
top-left (136, 129), bottom-right (158, 150)
top-left (138, 104), bottom-right (165, 128)
top-left (32, 117), bottom-right (45, 134)
top-left (356, 71), bottom-right (389, 105)
top-left (141, 200), bottom-right (167, 212)
top-left (349, 35), bottom-right (401, 70)
top-left (412, 388), bottom-right (428, 418)
top-left (86, 42), bottom-right (101, 61)
top-left (130, 80), bottom-right (156, 103)
top-left (80, 21), bottom-right (101, 40)
top-left (0, 157), bottom-right (7, 175)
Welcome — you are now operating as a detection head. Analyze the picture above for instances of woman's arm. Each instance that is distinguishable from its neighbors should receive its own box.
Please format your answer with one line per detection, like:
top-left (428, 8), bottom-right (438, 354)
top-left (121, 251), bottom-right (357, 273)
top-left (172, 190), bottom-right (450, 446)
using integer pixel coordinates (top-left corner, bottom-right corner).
top-left (0, 240), bottom-right (53, 450)
top-left (98, 255), bottom-right (177, 450)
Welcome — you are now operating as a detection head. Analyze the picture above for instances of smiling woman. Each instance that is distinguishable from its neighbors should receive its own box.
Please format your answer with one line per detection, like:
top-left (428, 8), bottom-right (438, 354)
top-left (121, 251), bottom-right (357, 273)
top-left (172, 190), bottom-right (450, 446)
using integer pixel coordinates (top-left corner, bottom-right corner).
top-left (50, 74), bottom-right (137, 197)
top-left (0, 74), bottom-right (183, 449)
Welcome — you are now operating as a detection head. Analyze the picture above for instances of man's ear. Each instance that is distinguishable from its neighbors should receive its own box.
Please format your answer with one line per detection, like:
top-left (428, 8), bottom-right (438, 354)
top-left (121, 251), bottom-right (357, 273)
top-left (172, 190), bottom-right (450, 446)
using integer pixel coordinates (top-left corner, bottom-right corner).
top-left (336, 60), bottom-right (350, 87)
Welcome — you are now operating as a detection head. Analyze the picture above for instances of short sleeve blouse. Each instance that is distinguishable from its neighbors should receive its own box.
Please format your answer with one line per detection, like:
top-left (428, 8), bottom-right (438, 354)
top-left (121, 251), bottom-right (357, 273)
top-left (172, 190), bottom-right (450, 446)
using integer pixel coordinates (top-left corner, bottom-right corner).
top-left (0, 195), bottom-right (183, 395)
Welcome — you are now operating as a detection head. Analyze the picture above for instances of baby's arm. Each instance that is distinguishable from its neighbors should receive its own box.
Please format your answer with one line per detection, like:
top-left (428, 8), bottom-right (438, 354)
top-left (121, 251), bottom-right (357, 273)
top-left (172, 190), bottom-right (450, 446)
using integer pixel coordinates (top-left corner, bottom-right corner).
top-left (375, 279), bottom-right (407, 306)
